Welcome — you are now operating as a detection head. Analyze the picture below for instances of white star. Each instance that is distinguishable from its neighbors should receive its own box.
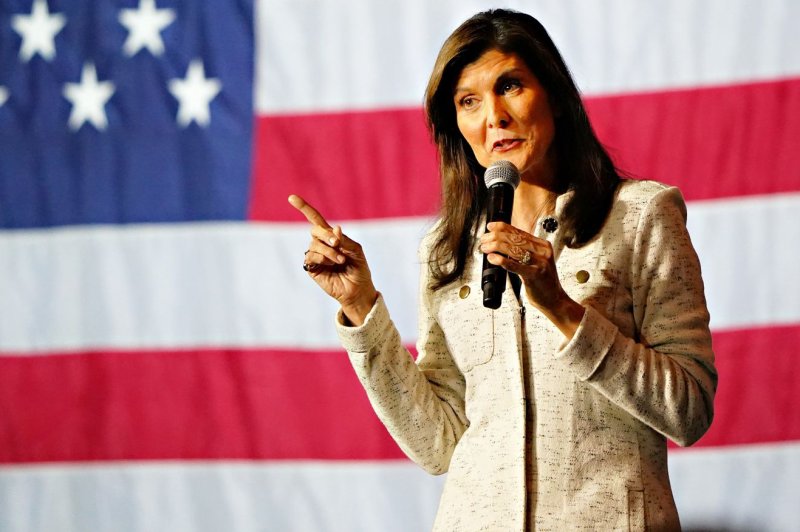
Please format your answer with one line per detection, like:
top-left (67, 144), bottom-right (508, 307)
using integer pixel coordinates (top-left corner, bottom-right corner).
top-left (11, 0), bottom-right (66, 62)
top-left (63, 63), bottom-right (116, 131)
top-left (0, 87), bottom-right (8, 108)
top-left (118, 0), bottom-right (176, 57)
top-left (168, 60), bottom-right (222, 127)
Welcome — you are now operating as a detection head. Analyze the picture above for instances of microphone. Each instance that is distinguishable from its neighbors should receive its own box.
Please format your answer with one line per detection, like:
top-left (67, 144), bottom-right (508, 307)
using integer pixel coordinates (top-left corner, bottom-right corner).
top-left (481, 160), bottom-right (520, 309)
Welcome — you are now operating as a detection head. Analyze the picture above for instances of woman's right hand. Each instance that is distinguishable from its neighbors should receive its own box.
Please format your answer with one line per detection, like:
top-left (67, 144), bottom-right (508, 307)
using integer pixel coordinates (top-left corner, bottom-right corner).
top-left (288, 194), bottom-right (378, 326)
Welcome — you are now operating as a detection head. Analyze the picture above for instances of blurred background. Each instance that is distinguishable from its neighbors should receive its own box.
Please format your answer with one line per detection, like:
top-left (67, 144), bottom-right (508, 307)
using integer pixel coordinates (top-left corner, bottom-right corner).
top-left (1, 0), bottom-right (798, 530)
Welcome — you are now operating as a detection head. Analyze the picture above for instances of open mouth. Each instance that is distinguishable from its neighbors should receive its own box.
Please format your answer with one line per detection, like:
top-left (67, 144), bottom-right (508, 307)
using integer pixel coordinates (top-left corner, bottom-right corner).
top-left (492, 139), bottom-right (521, 152)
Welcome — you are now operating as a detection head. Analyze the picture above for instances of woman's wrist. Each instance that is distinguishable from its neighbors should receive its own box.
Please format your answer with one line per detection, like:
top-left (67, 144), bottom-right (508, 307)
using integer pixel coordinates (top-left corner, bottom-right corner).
top-left (542, 295), bottom-right (585, 340)
top-left (341, 290), bottom-right (379, 327)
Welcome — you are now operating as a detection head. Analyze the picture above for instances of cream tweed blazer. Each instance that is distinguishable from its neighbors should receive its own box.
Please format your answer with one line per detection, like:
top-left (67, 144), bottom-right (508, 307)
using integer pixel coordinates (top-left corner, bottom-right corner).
top-left (336, 180), bottom-right (717, 531)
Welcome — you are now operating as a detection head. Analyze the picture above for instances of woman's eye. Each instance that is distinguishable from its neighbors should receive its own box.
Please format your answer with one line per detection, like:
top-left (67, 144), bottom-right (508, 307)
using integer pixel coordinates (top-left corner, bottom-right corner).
top-left (500, 80), bottom-right (521, 94)
top-left (460, 96), bottom-right (476, 109)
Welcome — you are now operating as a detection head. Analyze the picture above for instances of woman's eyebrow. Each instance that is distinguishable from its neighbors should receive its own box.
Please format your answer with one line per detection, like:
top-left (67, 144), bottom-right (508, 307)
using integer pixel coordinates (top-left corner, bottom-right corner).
top-left (454, 68), bottom-right (525, 95)
top-left (493, 69), bottom-right (525, 86)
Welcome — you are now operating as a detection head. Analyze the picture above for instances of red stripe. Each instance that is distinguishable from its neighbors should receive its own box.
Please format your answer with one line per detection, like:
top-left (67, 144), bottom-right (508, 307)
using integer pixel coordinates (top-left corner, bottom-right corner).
top-left (682, 323), bottom-right (800, 449)
top-left (249, 107), bottom-right (440, 223)
top-left (0, 325), bottom-right (797, 463)
top-left (0, 349), bottom-right (405, 463)
top-left (249, 77), bottom-right (800, 221)
top-left (586, 77), bottom-right (800, 202)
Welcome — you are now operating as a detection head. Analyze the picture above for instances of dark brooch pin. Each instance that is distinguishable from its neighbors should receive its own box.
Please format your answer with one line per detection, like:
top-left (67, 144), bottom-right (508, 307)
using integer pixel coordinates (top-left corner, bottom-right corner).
top-left (542, 217), bottom-right (559, 233)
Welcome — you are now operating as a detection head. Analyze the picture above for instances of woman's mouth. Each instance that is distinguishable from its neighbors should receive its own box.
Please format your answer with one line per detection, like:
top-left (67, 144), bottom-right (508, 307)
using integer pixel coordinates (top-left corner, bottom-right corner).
top-left (492, 139), bottom-right (522, 152)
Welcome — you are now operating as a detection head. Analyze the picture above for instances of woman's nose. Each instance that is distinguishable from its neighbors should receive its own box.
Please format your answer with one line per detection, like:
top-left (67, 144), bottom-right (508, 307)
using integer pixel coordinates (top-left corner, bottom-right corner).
top-left (486, 96), bottom-right (510, 128)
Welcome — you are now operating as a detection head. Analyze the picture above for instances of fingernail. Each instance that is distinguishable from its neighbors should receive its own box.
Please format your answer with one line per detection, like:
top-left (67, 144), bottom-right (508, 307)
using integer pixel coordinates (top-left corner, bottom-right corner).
top-left (337, 254), bottom-right (345, 263)
top-left (329, 237), bottom-right (337, 246)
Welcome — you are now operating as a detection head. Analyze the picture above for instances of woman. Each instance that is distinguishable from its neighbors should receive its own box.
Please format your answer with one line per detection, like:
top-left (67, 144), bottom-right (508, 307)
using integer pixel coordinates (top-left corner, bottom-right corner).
top-left (290, 8), bottom-right (716, 531)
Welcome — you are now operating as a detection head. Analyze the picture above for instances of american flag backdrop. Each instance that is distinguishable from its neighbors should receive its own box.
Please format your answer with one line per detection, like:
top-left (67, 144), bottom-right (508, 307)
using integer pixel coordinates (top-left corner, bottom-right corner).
top-left (0, 0), bottom-right (799, 530)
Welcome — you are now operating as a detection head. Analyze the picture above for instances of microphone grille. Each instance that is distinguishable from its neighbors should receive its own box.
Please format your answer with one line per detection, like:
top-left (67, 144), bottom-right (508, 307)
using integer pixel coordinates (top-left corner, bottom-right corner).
top-left (484, 160), bottom-right (520, 189)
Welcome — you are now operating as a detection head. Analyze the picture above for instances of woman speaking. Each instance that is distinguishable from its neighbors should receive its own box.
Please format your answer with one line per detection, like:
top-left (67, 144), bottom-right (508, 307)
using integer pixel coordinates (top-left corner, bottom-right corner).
top-left (290, 8), bottom-right (716, 531)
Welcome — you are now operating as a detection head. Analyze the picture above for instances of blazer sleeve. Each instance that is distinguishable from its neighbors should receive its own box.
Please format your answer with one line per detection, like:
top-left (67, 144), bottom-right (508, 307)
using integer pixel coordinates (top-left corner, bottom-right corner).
top-left (553, 186), bottom-right (717, 446)
top-left (336, 238), bottom-right (469, 474)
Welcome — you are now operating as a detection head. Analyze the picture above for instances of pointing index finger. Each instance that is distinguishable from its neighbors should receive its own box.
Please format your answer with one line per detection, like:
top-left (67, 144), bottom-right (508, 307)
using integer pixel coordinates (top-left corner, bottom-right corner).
top-left (288, 194), bottom-right (332, 229)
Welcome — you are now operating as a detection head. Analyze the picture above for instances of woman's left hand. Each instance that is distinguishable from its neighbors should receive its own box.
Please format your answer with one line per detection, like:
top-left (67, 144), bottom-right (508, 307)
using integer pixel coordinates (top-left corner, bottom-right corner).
top-left (479, 221), bottom-right (585, 338)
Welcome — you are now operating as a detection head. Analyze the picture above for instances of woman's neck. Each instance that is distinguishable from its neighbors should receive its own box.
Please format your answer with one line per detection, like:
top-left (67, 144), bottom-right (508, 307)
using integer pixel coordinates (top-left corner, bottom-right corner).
top-left (510, 148), bottom-right (559, 231)
top-left (511, 179), bottom-right (557, 232)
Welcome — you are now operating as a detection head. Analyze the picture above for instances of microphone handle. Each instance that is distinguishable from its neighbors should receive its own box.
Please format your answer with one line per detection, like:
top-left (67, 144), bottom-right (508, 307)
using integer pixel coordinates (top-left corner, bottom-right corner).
top-left (482, 183), bottom-right (514, 309)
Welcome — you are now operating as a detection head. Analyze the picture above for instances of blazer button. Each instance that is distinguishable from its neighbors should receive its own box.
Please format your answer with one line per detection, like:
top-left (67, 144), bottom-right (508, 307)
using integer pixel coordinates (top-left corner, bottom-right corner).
top-left (459, 285), bottom-right (471, 299)
top-left (576, 270), bottom-right (590, 284)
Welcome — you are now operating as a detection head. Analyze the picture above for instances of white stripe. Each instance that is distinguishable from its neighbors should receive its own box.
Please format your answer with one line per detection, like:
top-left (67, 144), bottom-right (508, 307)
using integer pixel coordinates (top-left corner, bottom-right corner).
top-left (0, 461), bottom-right (444, 532)
top-left (256, 0), bottom-right (800, 113)
top-left (687, 193), bottom-right (800, 331)
top-left (669, 442), bottom-right (800, 531)
top-left (0, 219), bottom-right (430, 352)
top-left (0, 445), bottom-right (797, 532)
top-left (1, 194), bottom-right (798, 352)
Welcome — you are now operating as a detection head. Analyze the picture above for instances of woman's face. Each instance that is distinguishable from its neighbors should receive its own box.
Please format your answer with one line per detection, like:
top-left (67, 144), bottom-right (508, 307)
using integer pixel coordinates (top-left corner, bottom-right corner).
top-left (453, 49), bottom-right (556, 184)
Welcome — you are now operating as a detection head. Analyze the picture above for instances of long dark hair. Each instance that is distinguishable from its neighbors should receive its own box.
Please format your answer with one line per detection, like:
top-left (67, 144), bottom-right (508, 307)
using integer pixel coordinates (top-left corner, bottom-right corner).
top-left (424, 9), bottom-right (620, 290)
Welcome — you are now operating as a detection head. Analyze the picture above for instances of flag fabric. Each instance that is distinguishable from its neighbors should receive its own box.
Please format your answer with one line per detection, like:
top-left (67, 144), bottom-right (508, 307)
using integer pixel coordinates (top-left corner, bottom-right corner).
top-left (1, 0), bottom-right (799, 530)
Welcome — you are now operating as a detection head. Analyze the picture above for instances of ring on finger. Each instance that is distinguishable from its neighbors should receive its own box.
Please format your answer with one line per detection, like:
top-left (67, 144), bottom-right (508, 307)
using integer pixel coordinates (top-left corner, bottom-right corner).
top-left (519, 250), bottom-right (532, 266)
top-left (303, 250), bottom-right (316, 272)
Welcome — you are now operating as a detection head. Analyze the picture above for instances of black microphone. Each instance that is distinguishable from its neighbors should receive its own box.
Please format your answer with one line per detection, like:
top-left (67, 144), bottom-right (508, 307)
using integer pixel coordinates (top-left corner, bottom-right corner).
top-left (481, 160), bottom-right (520, 309)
